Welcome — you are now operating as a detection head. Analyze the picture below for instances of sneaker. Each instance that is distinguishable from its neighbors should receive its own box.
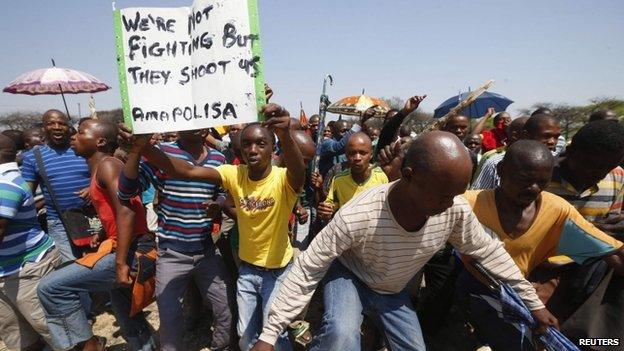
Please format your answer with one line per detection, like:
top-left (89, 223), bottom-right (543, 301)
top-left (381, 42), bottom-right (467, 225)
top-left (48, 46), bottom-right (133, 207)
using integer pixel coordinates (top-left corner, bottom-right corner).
top-left (289, 320), bottom-right (312, 346)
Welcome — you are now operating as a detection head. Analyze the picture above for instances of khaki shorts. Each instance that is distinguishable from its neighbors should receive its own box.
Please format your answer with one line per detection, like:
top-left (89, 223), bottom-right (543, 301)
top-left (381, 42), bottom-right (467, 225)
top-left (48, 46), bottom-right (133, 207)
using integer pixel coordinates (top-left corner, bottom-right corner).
top-left (0, 248), bottom-right (60, 350)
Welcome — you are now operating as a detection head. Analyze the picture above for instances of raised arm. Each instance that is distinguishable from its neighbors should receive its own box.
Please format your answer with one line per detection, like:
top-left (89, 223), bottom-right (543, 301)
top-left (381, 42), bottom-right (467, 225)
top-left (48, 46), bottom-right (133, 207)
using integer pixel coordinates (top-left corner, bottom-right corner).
top-left (375, 95), bottom-right (426, 157)
top-left (119, 123), bottom-right (223, 185)
top-left (142, 144), bottom-right (221, 184)
top-left (262, 104), bottom-right (305, 191)
top-left (471, 107), bottom-right (495, 136)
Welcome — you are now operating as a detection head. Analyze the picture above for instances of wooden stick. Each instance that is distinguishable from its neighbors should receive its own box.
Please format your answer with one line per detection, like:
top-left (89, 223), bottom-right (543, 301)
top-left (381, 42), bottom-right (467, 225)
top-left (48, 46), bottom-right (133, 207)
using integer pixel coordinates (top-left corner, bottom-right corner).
top-left (417, 79), bottom-right (495, 134)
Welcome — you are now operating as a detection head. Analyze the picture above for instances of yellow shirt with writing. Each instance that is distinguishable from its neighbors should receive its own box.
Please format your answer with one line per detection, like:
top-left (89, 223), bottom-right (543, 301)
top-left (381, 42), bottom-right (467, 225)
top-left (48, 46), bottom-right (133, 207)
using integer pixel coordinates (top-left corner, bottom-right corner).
top-left (217, 165), bottom-right (297, 268)
top-left (326, 166), bottom-right (389, 209)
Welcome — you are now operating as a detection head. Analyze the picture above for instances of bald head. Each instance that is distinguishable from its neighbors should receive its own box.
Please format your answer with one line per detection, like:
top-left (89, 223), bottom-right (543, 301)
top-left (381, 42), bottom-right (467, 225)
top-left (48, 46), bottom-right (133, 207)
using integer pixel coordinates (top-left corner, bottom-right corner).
top-left (524, 114), bottom-right (559, 133)
top-left (0, 134), bottom-right (17, 163)
top-left (345, 132), bottom-right (373, 175)
top-left (23, 127), bottom-right (44, 150)
top-left (289, 118), bottom-right (302, 131)
top-left (399, 125), bottom-right (411, 138)
top-left (332, 120), bottom-right (349, 139)
top-left (86, 119), bottom-right (119, 153)
top-left (42, 109), bottom-right (69, 123)
top-left (405, 131), bottom-right (472, 178)
top-left (498, 140), bottom-right (554, 207)
top-left (23, 127), bottom-right (42, 140)
top-left (308, 115), bottom-right (320, 133)
top-left (401, 131), bottom-right (473, 216)
top-left (347, 132), bottom-right (372, 151)
top-left (531, 107), bottom-right (552, 116)
top-left (589, 109), bottom-right (618, 122)
top-left (503, 140), bottom-right (554, 171)
top-left (507, 116), bottom-right (529, 143)
top-left (291, 130), bottom-right (316, 163)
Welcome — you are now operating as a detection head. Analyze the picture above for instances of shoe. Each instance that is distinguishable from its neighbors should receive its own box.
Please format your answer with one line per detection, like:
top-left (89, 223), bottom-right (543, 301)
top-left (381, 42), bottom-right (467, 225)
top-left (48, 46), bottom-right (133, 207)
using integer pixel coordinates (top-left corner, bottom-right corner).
top-left (289, 320), bottom-right (312, 346)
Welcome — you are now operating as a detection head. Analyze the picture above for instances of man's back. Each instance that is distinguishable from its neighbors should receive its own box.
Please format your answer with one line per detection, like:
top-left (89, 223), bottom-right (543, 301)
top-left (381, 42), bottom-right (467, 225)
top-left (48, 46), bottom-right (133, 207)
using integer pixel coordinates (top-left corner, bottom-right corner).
top-left (0, 162), bottom-right (54, 277)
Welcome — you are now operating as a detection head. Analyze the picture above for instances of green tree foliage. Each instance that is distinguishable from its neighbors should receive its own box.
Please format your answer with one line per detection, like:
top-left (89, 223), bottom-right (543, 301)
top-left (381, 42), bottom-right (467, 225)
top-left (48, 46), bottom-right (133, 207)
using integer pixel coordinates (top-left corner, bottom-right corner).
top-left (519, 97), bottom-right (624, 139)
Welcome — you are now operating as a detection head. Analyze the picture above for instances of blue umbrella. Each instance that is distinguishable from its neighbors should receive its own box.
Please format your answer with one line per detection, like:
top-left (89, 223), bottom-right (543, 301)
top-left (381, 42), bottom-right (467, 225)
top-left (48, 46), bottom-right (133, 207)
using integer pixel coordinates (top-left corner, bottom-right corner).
top-left (472, 262), bottom-right (580, 351)
top-left (434, 91), bottom-right (513, 118)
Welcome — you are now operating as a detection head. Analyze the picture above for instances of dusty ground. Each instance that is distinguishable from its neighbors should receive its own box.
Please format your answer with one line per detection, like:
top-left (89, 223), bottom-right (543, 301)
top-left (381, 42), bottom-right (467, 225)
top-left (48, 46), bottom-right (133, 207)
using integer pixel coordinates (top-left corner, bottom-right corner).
top-left (0, 301), bottom-right (477, 351)
top-left (0, 302), bottom-right (217, 351)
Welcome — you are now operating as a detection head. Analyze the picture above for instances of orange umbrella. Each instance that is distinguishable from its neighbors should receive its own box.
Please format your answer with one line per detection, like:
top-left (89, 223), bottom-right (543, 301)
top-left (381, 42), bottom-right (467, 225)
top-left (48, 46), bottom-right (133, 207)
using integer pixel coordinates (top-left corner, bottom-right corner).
top-left (327, 93), bottom-right (390, 118)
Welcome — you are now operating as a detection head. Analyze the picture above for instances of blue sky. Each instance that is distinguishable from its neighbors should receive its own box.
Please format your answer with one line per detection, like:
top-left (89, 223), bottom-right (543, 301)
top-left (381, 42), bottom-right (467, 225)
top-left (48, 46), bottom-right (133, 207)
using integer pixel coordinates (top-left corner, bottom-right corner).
top-left (1, 0), bottom-right (623, 119)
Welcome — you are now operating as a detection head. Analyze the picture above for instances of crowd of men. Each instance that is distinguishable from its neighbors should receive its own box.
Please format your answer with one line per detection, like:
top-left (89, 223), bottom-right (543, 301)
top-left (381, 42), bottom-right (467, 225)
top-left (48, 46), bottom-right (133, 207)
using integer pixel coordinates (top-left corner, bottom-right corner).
top-left (1, 92), bottom-right (623, 351)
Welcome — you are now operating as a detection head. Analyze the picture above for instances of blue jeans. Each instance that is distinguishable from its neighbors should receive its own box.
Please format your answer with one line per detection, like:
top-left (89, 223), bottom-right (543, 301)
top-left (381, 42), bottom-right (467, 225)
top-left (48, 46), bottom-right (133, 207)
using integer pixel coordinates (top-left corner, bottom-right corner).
top-left (37, 252), bottom-right (156, 351)
top-left (310, 261), bottom-right (426, 351)
top-left (46, 218), bottom-right (77, 263)
top-left (237, 262), bottom-right (292, 351)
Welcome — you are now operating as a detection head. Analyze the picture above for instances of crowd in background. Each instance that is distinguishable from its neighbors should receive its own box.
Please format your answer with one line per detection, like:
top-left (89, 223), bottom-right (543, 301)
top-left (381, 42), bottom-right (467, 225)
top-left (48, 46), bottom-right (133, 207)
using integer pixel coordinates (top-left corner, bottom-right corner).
top-left (1, 90), bottom-right (624, 351)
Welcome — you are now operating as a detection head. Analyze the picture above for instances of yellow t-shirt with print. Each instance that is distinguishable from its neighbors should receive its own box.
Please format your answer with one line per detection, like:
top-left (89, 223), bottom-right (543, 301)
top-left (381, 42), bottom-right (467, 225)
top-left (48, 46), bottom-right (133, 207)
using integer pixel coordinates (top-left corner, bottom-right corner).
top-left (217, 164), bottom-right (297, 268)
top-left (326, 166), bottom-right (389, 209)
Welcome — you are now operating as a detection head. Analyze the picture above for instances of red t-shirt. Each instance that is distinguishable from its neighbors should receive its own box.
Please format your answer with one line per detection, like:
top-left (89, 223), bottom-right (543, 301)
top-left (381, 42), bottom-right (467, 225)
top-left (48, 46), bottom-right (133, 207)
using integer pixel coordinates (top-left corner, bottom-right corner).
top-left (481, 127), bottom-right (507, 152)
top-left (90, 158), bottom-right (149, 240)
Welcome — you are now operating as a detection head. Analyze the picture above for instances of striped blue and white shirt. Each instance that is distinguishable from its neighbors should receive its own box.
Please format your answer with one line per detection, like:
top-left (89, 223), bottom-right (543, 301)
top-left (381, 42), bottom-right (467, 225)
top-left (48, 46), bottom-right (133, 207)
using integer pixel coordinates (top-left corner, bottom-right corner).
top-left (118, 142), bottom-right (226, 253)
top-left (0, 162), bottom-right (54, 277)
top-left (470, 152), bottom-right (505, 190)
top-left (20, 145), bottom-right (91, 219)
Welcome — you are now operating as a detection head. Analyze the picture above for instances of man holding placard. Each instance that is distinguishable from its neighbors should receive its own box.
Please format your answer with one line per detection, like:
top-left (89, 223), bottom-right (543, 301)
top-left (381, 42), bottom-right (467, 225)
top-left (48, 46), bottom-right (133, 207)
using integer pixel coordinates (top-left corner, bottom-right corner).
top-left (114, 0), bottom-right (266, 349)
top-left (126, 104), bottom-right (305, 351)
top-left (118, 127), bottom-right (234, 351)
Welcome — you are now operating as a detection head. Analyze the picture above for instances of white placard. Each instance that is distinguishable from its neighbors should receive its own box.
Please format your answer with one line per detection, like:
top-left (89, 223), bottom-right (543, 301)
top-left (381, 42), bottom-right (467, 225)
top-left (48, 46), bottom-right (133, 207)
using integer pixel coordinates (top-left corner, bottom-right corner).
top-left (114, 0), bottom-right (264, 134)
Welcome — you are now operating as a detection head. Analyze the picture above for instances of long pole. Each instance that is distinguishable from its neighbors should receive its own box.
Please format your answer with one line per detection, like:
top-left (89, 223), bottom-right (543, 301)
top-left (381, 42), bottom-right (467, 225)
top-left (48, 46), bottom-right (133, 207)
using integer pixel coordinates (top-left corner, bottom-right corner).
top-left (311, 74), bottom-right (333, 173)
top-left (51, 58), bottom-right (71, 119)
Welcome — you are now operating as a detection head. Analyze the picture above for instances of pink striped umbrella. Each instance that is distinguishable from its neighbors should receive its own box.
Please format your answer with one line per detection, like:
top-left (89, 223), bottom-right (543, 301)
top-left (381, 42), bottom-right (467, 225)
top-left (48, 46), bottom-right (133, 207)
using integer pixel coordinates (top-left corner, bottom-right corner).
top-left (3, 67), bottom-right (110, 95)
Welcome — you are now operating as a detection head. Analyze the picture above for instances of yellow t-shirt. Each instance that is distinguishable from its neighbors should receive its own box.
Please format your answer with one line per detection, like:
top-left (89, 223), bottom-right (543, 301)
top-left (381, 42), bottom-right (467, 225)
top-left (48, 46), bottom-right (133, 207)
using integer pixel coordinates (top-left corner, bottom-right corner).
top-left (217, 164), bottom-right (297, 268)
top-left (326, 166), bottom-right (389, 209)
top-left (463, 190), bottom-right (623, 277)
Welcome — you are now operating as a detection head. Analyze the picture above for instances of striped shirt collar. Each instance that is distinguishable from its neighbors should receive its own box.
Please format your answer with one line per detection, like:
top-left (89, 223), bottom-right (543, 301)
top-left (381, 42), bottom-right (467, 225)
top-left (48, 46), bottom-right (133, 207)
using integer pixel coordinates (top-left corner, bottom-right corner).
top-left (0, 162), bottom-right (19, 175)
top-left (551, 163), bottom-right (599, 198)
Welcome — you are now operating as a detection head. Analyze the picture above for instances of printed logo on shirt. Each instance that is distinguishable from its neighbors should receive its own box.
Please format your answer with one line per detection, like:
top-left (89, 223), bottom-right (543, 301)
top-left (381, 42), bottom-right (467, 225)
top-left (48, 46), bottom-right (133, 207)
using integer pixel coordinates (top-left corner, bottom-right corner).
top-left (239, 196), bottom-right (276, 211)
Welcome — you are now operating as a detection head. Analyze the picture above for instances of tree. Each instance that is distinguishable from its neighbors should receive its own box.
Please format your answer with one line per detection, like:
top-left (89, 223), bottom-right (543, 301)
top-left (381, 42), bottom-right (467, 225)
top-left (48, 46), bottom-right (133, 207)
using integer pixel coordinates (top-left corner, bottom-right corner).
top-left (381, 96), bottom-right (434, 133)
top-left (519, 99), bottom-right (624, 139)
top-left (97, 108), bottom-right (123, 124)
top-left (381, 96), bottom-right (405, 110)
top-left (0, 111), bottom-right (42, 131)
